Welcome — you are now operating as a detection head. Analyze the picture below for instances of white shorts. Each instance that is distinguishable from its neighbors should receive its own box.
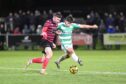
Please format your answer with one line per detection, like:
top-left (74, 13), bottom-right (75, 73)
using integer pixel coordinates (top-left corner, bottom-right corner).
top-left (61, 44), bottom-right (73, 53)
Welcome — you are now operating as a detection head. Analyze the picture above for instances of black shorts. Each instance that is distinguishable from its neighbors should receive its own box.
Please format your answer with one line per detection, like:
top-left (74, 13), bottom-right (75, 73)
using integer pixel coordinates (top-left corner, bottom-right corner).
top-left (40, 39), bottom-right (53, 49)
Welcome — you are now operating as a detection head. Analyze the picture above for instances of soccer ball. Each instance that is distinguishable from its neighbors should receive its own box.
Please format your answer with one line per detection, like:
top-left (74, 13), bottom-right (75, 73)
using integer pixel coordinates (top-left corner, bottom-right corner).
top-left (69, 65), bottom-right (78, 74)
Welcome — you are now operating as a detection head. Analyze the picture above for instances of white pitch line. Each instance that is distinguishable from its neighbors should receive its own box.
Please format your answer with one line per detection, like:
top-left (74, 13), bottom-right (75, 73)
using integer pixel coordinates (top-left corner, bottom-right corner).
top-left (0, 66), bottom-right (39, 70)
top-left (0, 67), bottom-right (126, 75)
top-left (78, 71), bottom-right (126, 75)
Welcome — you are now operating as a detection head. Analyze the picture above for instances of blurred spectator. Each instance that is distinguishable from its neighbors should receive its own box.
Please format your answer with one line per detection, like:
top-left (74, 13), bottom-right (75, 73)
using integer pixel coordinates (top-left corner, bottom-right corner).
top-left (18, 10), bottom-right (23, 15)
top-left (98, 19), bottom-right (106, 49)
top-left (34, 10), bottom-right (42, 27)
top-left (103, 12), bottom-right (109, 22)
top-left (118, 12), bottom-right (126, 33)
top-left (26, 10), bottom-right (31, 27)
top-left (29, 12), bottom-right (35, 25)
top-left (92, 28), bottom-right (98, 50)
top-left (86, 14), bottom-right (94, 25)
top-left (85, 14), bottom-right (93, 49)
top-left (29, 24), bottom-right (36, 34)
top-left (115, 26), bottom-right (121, 49)
top-left (5, 12), bottom-right (14, 33)
top-left (14, 12), bottom-right (22, 29)
top-left (94, 12), bottom-right (101, 25)
top-left (0, 17), bottom-right (5, 23)
top-left (22, 36), bottom-right (32, 50)
top-left (113, 11), bottom-right (119, 26)
top-left (36, 25), bottom-right (42, 35)
top-left (85, 13), bottom-right (98, 50)
top-left (0, 23), bottom-right (6, 34)
top-left (105, 14), bottom-right (115, 27)
top-left (125, 27), bottom-right (126, 32)
top-left (13, 27), bottom-right (22, 35)
top-left (20, 12), bottom-right (27, 29)
top-left (41, 10), bottom-right (48, 26)
top-left (106, 25), bottom-right (116, 49)
top-left (0, 36), bottom-right (5, 50)
top-left (48, 9), bottom-right (53, 19)
top-left (107, 25), bottom-right (116, 33)
top-left (0, 23), bottom-right (6, 50)
top-left (22, 24), bottom-right (30, 35)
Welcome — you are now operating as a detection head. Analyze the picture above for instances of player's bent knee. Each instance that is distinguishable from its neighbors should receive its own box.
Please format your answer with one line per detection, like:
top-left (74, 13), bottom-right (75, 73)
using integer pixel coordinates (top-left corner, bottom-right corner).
top-left (45, 47), bottom-right (53, 58)
top-left (68, 48), bottom-right (74, 53)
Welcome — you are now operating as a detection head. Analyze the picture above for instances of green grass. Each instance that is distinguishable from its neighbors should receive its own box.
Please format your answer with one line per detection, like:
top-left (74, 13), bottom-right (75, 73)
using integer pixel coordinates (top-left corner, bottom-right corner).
top-left (0, 50), bottom-right (126, 84)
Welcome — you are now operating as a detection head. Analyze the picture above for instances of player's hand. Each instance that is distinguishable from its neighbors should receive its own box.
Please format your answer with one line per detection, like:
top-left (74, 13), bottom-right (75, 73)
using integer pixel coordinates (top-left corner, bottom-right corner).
top-left (55, 30), bottom-right (62, 35)
top-left (52, 43), bottom-right (56, 48)
top-left (41, 32), bottom-right (47, 39)
top-left (93, 24), bottom-right (98, 29)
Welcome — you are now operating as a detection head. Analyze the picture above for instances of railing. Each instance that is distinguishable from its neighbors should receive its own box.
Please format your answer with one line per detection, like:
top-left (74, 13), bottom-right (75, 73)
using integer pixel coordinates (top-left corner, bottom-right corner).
top-left (0, 33), bottom-right (93, 50)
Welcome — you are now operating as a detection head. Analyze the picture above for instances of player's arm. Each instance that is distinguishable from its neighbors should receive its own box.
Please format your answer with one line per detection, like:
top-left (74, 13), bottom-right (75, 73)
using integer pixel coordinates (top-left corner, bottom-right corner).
top-left (55, 23), bottom-right (62, 35)
top-left (41, 21), bottom-right (50, 39)
top-left (52, 43), bottom-right (56, 48)
top-left (55, 30), bottom-right (62, 35)
top-left (78, 24), bottom-right (98, 29)
top-left (49, 42), bottom-right (56, 48)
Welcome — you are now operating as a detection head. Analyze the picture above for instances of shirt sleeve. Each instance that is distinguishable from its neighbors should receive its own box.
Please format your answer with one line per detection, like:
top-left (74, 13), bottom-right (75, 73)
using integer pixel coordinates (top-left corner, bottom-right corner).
top-left (42, 20), bottom-right (50, 32)
top-left (57, 23), bottom-right (62, 30)
top-left (72, 23), bottom-right (80, 30)
top-left (43, 20), bottom-right (50, 27)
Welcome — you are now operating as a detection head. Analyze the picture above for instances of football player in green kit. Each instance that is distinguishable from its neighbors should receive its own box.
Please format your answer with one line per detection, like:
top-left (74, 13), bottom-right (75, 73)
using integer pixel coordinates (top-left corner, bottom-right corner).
top-left (55, 15), bottom-right (98, 69)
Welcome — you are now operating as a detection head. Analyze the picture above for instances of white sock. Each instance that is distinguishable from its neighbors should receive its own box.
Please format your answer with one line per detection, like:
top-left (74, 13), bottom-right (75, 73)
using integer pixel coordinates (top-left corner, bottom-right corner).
top-left (71, 53), bottom-right (79, 62)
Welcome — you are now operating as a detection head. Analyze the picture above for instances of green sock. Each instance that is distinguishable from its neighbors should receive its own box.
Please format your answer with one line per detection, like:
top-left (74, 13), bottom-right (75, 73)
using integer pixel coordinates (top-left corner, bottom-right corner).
top-left (57, 54), bottom-right (70, 63)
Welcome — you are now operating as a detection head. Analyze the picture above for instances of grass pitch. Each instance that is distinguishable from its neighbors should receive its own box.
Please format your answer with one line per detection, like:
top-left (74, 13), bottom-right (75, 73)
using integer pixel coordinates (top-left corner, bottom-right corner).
top-left (0, 50), bottom-right (126, 84)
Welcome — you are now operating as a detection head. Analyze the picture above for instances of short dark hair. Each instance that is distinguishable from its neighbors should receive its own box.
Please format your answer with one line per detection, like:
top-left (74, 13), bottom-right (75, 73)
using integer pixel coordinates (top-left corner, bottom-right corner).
top-left (65, 15), bottom-right (74, 23)
top-left (53, 12), bottom-right (62, 18)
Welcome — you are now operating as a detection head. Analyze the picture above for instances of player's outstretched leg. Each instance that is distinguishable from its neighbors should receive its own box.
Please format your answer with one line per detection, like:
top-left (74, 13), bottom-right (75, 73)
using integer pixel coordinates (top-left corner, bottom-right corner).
top-left (40, 69), bottom-right (48, 75)
top-left (55, 54), bottom-right (70, 69)
top-left (40, 57), bottom-right (50, 75)
top-left (24, 57), bottom-right (43, 71)
top-left (24, 59), bottom-right (32, 70)
top-left (71, 53), bottom-right (83, 66)
top-left (54, 61), bottom-right (60, 69)
top-left (78, 59), bottom-right (83, 66)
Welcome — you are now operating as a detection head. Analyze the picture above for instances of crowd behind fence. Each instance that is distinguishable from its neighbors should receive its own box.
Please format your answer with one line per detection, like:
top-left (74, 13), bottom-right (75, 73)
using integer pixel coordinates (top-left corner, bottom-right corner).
top-left (0, 9), bottom-right (126, 50)
top-left (0, 33), bottom-right (126, 50)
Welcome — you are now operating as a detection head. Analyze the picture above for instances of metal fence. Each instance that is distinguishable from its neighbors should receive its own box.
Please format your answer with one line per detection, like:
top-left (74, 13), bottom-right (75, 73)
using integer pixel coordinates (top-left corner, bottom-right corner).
top-left (0, 33), bottom-right (93, 50)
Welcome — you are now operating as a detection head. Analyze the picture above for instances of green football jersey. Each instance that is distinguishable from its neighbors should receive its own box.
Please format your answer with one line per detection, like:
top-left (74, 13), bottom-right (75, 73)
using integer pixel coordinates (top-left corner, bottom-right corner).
top-left (57, 22), bottom-right (80, 45)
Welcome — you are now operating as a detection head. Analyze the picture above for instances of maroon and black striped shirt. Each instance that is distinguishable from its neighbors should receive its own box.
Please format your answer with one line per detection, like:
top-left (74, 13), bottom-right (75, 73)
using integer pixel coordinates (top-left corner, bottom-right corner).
top-left (41, 19), bottom-right (58, 43)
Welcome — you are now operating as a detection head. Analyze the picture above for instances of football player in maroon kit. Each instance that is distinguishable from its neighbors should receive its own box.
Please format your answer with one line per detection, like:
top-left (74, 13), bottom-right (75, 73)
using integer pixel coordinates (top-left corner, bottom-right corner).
top-left (25, 12), bottom-right (62, 75)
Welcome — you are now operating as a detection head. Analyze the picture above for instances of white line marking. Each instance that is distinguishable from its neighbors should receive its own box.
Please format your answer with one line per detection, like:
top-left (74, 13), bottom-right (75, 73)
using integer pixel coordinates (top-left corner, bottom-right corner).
top-left (0, 67), bottom-right (126, 76)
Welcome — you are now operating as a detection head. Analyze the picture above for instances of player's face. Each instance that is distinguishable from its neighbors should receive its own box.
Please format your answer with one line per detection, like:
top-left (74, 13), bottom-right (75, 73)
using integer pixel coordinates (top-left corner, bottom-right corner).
top-left (53, 16), bottom-right (61, 24)
top-left (64, 20), bottom-right (71, 27)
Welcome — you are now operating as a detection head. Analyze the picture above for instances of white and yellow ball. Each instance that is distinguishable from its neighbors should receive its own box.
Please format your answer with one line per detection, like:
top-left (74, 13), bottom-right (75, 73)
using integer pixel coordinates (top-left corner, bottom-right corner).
top-left (69, 65), bottom-right (78, 74)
